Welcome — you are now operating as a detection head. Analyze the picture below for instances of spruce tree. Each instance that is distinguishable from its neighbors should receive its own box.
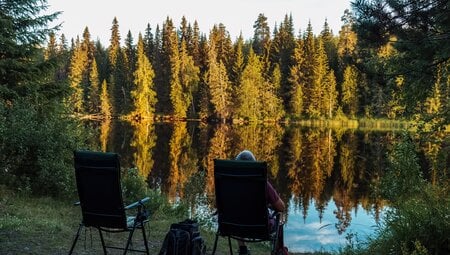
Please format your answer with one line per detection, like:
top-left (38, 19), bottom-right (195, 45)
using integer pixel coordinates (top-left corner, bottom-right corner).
top-left (302, 21), bottom-right (316, 115)
top-left (132, 34), bottom-right (157, 119)
top-left (230, 34), bottom-right (245, 87)
top-left (236, 48), bottom-right (263, 121)
top-left (189, 21), bottom-right (202, 66)
top-left (143, 23), bottom-right (154, 61)
top-left (123, 30), bottom-right (136, 113)
top-left (341, 65), bottom-right (359, 117)
top-left (88, 58), bottom-right (101, 114)
top-left (180, 41), bottom-right (200, 117)
top-left (289, 40), bottom-right (306, 116)
top-left (68, 37), bottom-right (87, 113)
top-left (261, 64), bottom-right (285, 120)
top-left (206, 40), bottom-right (231, 120)
top-left (271, 14), bottom-right (296, 109)
top-left (160, 17), bottom-right (178, 115)
top-left (210, 24), bottom-right (233, 74)
top-left (100, 79), bottom-right (112, 118)
top-left (108, 17), bottom-right (121, 69)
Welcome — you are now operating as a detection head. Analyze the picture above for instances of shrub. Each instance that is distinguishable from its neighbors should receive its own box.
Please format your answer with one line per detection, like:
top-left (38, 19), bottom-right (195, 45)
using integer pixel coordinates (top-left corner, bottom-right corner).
top-left (380, 133), bottom-right (424, 202)
top-left (0, 101), bottom-right (85, 197)
top-left (365, 185), bottom-right (449, 255)
top-left (121, 167), bottom-right (187, 219)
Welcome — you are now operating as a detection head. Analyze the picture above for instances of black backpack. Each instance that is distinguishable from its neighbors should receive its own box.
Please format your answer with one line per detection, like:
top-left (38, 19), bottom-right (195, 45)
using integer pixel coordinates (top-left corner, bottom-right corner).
top-left (159, 219), bottom-right (206, 255)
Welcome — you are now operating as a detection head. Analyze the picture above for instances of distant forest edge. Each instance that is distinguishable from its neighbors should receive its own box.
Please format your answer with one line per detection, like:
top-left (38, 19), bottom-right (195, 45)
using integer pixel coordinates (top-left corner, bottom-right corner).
top-left (46, 3), bottom-right (449, 128)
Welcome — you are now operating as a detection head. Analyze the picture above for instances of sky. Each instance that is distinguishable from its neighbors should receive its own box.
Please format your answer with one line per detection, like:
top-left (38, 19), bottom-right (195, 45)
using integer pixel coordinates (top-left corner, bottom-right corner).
top-left (46, 0), bottom-right (352, 45)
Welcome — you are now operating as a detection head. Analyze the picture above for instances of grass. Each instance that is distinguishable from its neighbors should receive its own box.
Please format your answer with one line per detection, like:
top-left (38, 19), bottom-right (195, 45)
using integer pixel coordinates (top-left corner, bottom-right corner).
top-left (0, 186), bottom-right (319, 255)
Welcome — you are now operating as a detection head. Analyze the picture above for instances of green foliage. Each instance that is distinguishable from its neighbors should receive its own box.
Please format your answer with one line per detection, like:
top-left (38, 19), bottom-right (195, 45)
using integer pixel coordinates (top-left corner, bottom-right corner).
top-left (340, 135), bottom-right (449, 255)
top-left (352, 0), bottom-right (450, 114)
top-left (206, 39), bottom-right (232, 120)
top-left (0, 0), bottom-right (60, 99)
top-left (121, 167), bottom-right (149, 203)
top-left (380, 133), bottom-right (424, 202)
top-left (120, 167), bottom-right (187, 218)
top-left (363, 185), bottom-right (449, 255)
top-left (132, 34), bottom-right (157, 118)
top-left (0, 101), bottom-right (85, 197)
top-left (100, 79), bottom-right (112, 118)
top-left (0, 0), bottom-right (86, 197)
top-left (341, 65), bottom-right (359, 117)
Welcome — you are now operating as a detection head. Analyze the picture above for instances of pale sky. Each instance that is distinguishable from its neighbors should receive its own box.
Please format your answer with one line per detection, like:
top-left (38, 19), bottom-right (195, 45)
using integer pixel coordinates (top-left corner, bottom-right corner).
top-left (46, 0), bottom-right (352, 45)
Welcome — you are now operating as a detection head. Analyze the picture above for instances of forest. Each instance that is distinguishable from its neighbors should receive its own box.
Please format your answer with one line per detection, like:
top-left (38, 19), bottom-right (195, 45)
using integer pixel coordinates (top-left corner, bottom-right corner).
top-left (46, 1), bottom-right (449, 124)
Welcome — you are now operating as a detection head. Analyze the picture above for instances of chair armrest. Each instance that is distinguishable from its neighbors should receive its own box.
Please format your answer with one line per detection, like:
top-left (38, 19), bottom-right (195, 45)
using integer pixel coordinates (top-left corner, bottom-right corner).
top-left (74, 201), bottom-right (80, 206)
top-left (125, 197), bottom-right (150, 210)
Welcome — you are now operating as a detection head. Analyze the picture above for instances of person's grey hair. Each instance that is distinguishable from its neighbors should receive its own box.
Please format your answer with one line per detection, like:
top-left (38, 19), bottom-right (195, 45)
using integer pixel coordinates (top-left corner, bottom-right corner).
top-left (235, 150), bottom-right (256, 161)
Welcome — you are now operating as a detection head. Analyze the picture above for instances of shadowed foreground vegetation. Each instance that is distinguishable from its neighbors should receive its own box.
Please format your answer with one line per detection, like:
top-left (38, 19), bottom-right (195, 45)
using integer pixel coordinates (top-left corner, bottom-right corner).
top-left (0, 185), bottom-right (323, 255)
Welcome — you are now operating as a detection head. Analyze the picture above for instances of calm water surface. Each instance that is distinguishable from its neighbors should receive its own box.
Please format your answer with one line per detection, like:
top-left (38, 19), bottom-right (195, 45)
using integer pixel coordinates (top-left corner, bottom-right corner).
top-left (87, 120), bottom-right (421, 252)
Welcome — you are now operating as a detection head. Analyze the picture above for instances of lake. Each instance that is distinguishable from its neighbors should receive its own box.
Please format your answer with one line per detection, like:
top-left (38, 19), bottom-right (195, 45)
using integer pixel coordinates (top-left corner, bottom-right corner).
top-left (86, 119), bottom-right (424, 253)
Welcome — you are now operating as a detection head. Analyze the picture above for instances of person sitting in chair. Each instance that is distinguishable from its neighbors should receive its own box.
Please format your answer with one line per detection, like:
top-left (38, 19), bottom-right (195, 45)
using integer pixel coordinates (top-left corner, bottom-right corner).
top-left (235, 150), bottom-right (286, 255)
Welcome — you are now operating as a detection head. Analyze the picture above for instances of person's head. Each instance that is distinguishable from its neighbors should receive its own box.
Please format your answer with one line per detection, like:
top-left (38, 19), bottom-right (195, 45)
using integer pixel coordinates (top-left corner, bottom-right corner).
top-left (235, 150), bottom-right (256, 161)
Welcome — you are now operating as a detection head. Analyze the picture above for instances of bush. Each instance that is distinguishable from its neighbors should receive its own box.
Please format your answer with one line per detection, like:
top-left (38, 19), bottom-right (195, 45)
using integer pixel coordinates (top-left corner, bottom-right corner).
top-left (365, 185), bottom-right (449, 255)
top-left (0, 101), bottom-right (85, 197)
top-left (380, 133), bottom-right (424, 202)
top-left (339, 134), bottom-right (449, 255)
top-left (121, 167), bottom-right (187, 219)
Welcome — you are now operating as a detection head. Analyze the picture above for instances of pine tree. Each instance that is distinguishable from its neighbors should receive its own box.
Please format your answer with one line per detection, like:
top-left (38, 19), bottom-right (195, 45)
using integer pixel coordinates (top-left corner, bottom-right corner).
top-left (252, 13), bottom-right (271, 57)
top-left (132, 34), bottom-right (157, 118)
top-left (337, 10), bottom-right (357, 65)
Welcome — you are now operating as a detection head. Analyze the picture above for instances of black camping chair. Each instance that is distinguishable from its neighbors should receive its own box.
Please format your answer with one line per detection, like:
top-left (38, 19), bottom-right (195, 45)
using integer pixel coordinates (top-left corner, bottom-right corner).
top-left (69, 150), bottom-right (150, 255)
top-left (211, 159), bottom-right (283, 255)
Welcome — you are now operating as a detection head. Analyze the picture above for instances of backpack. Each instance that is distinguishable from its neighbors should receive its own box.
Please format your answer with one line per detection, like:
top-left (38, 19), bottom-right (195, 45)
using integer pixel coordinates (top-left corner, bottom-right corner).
top-left (158, 219), bottom-right (206, 255)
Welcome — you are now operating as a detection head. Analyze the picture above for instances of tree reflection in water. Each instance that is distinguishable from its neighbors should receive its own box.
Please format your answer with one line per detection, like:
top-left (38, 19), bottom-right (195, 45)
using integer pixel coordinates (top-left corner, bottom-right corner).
top-left (91, 120), bottom-right (438, 251)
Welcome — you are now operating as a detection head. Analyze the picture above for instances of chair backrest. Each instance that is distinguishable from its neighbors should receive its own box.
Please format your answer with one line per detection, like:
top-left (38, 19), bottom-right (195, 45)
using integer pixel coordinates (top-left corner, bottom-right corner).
top-left (213, 159), bottom-right (270, 240)
top-left (74, 150), bottom-right (127, 229)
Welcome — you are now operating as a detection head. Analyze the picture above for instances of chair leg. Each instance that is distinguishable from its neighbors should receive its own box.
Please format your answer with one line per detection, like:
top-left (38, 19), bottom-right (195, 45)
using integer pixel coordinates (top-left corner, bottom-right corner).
top-left (98, 228), bottom-right (108, 255)
top-left (228, 236), bottom-right (233, 255)
top-left (141, 223), bottom-right (150, 255)
top-left (123, 225), bottom-right (136, 255)
top-left (69, 223), bottom-right (84, 255)
top-left (211, 233), bottom-right (219, 255)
